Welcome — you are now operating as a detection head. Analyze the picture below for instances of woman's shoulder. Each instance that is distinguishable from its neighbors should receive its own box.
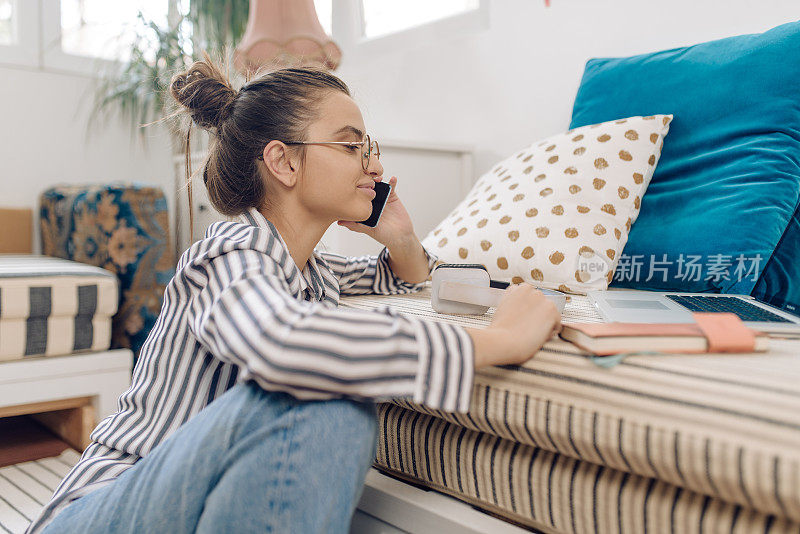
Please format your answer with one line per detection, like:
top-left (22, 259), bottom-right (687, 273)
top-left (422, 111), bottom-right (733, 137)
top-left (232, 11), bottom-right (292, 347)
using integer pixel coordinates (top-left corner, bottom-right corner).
top-left (175, 220), bottom-right (281, 277)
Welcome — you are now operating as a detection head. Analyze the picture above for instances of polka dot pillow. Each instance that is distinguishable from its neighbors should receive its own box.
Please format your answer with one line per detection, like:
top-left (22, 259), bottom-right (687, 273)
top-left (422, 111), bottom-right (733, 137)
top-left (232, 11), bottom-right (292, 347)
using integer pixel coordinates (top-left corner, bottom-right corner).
top-left (421, 115), bottom-right (673, 295)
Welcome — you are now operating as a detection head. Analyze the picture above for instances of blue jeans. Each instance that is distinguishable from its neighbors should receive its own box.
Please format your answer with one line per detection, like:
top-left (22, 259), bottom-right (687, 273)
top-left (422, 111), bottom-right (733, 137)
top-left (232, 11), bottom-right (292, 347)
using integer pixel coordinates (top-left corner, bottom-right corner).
top-left (41, 381), bottom-right (378, 533)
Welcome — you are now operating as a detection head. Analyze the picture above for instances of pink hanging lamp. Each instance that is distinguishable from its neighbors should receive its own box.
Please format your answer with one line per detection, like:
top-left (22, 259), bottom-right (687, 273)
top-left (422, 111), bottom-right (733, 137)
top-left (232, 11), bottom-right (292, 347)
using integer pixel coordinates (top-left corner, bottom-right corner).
top-left (233, 0), bottom-right (342, 75)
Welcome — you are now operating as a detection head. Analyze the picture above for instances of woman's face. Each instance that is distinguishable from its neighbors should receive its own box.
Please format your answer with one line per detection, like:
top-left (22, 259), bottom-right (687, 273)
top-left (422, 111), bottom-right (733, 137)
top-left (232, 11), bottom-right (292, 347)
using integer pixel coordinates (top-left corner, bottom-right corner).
top-left (295, 91), bottom-right (384, 224)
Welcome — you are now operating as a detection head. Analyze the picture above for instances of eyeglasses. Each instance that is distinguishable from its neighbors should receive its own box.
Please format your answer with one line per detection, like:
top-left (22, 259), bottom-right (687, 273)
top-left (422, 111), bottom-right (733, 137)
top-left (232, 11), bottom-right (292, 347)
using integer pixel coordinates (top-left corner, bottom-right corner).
top-left (257, 134), bottom-right (380, 172)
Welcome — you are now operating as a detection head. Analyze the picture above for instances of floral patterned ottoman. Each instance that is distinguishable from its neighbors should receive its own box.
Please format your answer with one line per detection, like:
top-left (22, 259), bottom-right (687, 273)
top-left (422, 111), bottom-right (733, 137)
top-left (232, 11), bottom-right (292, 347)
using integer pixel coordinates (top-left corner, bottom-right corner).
top-left (40, 183), bottom-right (175, 364)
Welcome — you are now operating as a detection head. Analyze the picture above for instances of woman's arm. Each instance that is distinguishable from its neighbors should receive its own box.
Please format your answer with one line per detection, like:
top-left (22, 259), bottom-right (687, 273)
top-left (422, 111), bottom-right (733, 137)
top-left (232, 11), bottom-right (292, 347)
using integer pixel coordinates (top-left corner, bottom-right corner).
top-left (317, 242), bottom-right (439, 296)
top-left (185, 248), bottom-right (474, 413)
top-left (384, 237), bottom-right (432, 285)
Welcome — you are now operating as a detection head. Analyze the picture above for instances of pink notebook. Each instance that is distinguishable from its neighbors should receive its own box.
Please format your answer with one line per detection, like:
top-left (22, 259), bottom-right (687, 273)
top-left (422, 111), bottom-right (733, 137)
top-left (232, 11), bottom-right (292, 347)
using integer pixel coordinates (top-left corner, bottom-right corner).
top-left (560, 312), bottom-right (769, 356)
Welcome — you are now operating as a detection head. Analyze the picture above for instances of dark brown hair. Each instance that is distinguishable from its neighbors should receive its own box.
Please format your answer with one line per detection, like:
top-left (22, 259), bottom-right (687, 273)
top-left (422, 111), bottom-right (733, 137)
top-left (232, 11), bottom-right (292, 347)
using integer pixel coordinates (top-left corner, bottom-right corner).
top-left (169, 51), bottom-right (350, 241)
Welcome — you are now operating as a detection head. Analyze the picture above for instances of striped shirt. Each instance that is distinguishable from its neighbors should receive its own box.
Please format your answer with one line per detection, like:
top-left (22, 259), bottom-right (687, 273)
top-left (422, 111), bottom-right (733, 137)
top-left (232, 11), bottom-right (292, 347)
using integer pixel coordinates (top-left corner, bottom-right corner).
top-left (26, 206), bottom-right (475, 533)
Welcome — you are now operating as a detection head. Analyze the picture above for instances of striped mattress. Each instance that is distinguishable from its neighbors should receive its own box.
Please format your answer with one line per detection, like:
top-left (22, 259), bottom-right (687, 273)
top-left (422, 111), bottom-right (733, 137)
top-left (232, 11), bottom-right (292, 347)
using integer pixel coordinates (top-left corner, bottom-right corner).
top-left (0, 255), bottom-right (117, 361)
top-left (339, 283), bottom-right (800, 533)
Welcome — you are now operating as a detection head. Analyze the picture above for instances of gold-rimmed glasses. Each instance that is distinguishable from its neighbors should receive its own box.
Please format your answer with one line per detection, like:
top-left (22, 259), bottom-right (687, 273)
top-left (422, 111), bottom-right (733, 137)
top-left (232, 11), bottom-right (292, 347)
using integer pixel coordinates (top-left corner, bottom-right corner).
top-left (257, 135), bottom-right (380, 172)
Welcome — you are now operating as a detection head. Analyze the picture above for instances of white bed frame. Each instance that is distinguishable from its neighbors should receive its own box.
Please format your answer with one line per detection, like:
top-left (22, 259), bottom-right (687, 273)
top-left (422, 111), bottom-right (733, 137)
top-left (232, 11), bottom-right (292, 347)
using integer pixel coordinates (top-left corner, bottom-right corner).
top-left (0, 350), bottom-right (133, 451)
top-left (0, 350), bottom-right (132, 417)
top-left (353, 469), bottom-right (531, 533)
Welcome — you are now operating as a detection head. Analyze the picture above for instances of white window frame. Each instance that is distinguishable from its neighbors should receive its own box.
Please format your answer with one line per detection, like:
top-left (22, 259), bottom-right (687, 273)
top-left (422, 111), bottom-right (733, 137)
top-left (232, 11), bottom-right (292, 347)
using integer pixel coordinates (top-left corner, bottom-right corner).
top-left (334, 0), bottom-right (489, 56)
top-left (0, 0), bottom-right (40, 67)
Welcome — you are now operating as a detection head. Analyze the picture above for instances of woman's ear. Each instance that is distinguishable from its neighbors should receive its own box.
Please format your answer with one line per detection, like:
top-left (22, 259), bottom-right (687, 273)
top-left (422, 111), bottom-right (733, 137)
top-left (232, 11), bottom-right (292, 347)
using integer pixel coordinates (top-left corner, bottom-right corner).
top-left (262, 141), bottom-right (297, 186)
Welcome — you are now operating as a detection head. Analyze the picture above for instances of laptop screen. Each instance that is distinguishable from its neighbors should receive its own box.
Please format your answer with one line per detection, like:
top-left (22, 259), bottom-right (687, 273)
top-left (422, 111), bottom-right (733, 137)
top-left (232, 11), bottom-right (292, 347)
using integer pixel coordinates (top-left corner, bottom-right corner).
top-left (751, 212), bottom-right (800, 318)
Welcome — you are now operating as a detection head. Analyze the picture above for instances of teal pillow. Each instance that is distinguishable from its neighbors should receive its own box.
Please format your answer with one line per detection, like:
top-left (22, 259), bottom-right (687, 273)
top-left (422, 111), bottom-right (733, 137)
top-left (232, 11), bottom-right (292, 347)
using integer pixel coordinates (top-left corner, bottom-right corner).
top-left (569, 20), bottom-right (800, 297)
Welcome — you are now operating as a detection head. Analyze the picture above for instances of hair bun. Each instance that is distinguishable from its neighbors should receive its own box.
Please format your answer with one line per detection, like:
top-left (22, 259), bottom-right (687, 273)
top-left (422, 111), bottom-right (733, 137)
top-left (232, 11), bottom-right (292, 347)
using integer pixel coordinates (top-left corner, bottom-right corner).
top-left (170, 53), bottom-right (237, 131)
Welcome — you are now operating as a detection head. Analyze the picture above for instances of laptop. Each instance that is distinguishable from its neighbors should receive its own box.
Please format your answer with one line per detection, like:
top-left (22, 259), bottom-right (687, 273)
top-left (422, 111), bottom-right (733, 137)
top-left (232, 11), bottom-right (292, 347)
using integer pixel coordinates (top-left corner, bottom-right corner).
top-left (588, 289), bottom-right (800, 334)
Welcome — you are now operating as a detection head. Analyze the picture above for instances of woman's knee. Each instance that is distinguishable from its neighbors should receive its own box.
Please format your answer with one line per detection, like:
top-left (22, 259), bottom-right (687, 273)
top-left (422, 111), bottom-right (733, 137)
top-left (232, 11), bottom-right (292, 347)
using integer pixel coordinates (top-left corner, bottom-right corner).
top-left (289, 396), bottom-right (378, 468)
top-left (224, 383), bottom-right (377, 455)
top-left (317, 397), bottom-right (378, 450)
top-left (286, 398), bottom-right (378, 505)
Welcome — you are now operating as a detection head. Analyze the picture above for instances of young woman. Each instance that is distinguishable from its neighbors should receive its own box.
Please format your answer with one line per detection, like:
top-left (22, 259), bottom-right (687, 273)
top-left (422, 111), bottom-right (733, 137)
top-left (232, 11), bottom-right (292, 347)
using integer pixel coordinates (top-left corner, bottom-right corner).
top-left (29, 56), bottom-right (561, 534)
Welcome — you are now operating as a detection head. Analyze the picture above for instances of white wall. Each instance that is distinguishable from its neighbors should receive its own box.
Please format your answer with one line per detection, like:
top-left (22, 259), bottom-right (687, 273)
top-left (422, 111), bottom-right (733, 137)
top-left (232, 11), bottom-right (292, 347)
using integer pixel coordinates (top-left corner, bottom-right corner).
top-left (1, 0), bottom-right (797, 256)
top-left (336, 0), bottom-right (799, 197)
top-left (0, 65), bottom-right (175, 255)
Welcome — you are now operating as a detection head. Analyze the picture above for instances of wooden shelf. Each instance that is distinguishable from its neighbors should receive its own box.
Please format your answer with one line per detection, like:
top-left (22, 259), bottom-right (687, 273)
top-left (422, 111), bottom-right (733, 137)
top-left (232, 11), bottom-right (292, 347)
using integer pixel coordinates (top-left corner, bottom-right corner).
top-left (0, 415), bottom-right (72, 468)
top-left (0, 397), bottom-right (95, 464)
top-left (0, 350), bottom-right (134, 467)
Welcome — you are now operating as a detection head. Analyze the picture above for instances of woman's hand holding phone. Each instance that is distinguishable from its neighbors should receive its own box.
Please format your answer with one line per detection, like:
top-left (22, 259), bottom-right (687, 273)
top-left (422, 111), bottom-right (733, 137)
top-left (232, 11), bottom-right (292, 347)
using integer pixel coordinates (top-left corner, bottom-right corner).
top-left (359, 180), bottom-right (391, 227)
top-left (336, 176), bottom-right (418, 249)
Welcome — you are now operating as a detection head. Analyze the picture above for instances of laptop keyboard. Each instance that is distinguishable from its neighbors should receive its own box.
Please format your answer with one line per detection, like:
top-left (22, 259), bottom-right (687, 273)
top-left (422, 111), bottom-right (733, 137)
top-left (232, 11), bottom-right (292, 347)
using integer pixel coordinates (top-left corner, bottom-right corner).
top-left (665, 295), bottom-right (793, 323)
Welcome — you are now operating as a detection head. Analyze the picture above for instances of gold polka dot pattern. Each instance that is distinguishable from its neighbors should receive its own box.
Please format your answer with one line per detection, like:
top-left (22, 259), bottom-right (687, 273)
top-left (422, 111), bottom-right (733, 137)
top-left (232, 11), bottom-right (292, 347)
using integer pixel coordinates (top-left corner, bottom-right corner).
top-left (420, 114), bottom-right (673, 294)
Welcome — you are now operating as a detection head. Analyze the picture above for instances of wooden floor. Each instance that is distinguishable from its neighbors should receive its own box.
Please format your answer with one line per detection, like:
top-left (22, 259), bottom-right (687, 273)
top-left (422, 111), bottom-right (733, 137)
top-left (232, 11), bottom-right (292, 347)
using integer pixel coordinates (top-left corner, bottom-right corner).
top-left (0, 451), bottom-right (533, 534)
top-left (0, 449), bottom-right (79, 534)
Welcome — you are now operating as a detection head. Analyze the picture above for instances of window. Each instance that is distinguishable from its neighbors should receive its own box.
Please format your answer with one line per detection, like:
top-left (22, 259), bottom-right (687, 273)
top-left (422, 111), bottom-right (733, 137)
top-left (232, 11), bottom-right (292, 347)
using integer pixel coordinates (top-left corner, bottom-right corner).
top-left (3, 0), bottom-right (334, 73)
top-left (39, 0), bottom-right (193, 74)
top-left (0, 0), bottom-right (14, 45)
top-left (314, 0), bottom-right (332, 36)
top-left (0, 0), bottom-right (37, 66)
top-left (361, 0), bottom-right (479, 39)
top-left (46, 0), bottom-right (327, 73)
top-left (334, 0), bottom-right (487, 55)
top-left (57, 0), bottom-right (332, 63)
top-left (59, 0), bottom-right (173, 62)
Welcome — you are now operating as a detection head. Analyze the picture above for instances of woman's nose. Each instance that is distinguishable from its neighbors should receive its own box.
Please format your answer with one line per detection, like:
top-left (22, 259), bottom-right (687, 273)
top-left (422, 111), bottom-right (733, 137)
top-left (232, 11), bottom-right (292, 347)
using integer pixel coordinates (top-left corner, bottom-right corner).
top-left (366, 155), bottom-right (383, 177)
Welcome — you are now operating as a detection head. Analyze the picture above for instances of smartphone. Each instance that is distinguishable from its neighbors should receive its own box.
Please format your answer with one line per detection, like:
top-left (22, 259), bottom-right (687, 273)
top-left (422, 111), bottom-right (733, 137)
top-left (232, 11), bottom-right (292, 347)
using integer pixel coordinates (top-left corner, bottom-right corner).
top-left (359, 180), bottom-right (391, 227)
